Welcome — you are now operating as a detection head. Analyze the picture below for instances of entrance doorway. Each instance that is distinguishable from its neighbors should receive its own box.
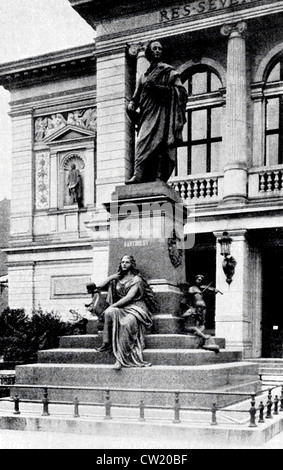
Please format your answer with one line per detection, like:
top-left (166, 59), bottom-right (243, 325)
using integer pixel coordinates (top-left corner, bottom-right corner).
top-left (262, 250), bottom-right (283, 358)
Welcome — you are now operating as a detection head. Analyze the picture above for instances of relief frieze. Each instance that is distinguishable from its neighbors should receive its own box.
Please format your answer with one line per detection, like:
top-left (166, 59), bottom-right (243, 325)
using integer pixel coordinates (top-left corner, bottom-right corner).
top-left (34, 108), bottom-right (96, 142)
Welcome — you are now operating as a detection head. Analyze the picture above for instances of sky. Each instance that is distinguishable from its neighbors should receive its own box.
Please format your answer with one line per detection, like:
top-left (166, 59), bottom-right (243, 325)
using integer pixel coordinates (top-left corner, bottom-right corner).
top-left (0, 0), bottom-right (95, 200)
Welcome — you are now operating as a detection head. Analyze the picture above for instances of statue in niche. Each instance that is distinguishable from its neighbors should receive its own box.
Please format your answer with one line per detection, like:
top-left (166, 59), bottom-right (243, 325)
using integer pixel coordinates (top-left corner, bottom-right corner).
top-left (66, 163), bottom-right (83, 208)
top-left (126, 39), bottom-right (188, 184)
top-left (179, 275), bottom-right (223, 353)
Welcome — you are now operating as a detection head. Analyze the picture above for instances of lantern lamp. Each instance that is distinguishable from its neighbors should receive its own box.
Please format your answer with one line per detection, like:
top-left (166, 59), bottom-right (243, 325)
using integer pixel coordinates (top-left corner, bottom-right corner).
top-left (218, 231), bottom-right (237, 284)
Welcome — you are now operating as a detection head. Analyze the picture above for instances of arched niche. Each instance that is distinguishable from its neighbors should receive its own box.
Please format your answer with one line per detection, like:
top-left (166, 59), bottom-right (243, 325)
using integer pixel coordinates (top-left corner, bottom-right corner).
top-left (62, 153), bottom-right (85, 208)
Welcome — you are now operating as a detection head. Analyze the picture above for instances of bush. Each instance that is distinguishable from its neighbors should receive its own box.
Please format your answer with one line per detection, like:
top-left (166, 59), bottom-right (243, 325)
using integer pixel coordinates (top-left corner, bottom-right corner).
top-left (0, 307), bottom-right (87, 364)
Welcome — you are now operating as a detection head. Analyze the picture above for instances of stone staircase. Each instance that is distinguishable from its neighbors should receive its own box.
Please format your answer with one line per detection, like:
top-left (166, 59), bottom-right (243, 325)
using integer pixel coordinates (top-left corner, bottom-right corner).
top-left (11, 319), bottom-right (262, 409)
top-left (246, 358), bottom-right (283, 385)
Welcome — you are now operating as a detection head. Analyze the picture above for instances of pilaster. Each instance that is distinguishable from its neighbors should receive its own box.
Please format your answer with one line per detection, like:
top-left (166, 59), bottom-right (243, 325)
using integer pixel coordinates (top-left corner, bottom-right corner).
top-left (9, 110), bottom-right (34, 243)
top-left (214, 229), bottom-right (261, 358)
top-left (95, 48), bottom-right (133, 206)
top-left (8, 262), bottom-right (35, 313)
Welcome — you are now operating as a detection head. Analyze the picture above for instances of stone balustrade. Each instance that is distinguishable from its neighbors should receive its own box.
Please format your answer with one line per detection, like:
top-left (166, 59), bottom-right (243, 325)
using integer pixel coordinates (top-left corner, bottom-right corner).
top-left (169, 174), bottom-right (222, 203)
top-left (248, 165), bottom-right (283, 199)
top-left (170, 166), bottom-right (283, 203)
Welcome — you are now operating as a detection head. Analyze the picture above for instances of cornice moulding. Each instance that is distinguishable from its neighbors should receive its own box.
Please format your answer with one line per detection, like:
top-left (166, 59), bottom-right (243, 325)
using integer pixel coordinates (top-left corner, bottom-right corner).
top-left (0, 44), bottom-right (96, 90)
top-left (9, 90), bottom-right (96, 117)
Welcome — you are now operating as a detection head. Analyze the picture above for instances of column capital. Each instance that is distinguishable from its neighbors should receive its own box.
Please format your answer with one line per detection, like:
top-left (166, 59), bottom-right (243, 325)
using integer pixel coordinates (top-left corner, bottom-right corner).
top-left (127, 42), bottom-right (148, 57)
top-left (213, 229), bottom-right (248, 241)
top-left (220, 21), bottom-right (247, 38)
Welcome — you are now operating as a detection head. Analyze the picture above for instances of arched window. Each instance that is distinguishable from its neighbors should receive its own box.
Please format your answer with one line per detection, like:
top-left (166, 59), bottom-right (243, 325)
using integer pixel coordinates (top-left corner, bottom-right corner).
top-left (176, 66), bottom-right (224, 176)
top-left (264, 58), bottom-right (283, 166)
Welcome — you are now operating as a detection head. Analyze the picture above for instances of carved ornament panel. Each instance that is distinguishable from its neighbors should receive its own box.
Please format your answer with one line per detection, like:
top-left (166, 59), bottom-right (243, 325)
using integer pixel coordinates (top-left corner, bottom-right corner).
top-left (35, 152), bottom-right (50, 210)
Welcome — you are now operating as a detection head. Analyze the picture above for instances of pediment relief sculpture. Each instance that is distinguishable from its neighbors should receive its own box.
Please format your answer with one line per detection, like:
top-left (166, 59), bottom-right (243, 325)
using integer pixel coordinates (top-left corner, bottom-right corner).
top-left (34, 108), bottom-right (97, 142)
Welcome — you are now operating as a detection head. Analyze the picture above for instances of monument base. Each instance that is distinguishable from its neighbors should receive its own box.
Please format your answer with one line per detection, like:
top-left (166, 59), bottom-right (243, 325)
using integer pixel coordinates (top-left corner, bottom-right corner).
top-left (104, 182), bottom-right (187, 333)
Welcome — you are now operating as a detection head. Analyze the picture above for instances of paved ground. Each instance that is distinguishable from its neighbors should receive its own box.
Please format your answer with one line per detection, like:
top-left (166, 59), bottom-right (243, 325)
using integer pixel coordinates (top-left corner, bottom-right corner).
top-left (0, 383), bottom-right (282, 450)
top-left (0, 426), bottom-right (282, 449)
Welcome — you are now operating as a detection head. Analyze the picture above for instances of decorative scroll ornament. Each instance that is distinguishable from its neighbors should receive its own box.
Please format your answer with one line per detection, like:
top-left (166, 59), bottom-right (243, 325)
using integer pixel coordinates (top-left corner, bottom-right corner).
top-left (168, 230), bottom-right (183, 268)
top-left (220, 21), bottom-right (247, 37)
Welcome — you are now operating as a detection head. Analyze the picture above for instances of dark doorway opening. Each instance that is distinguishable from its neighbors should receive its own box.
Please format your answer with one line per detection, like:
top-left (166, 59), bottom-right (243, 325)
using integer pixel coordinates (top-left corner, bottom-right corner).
top-left (262, 249), bottom-right (283, 358)
top-left (186, 234), bottom-right (216, 331)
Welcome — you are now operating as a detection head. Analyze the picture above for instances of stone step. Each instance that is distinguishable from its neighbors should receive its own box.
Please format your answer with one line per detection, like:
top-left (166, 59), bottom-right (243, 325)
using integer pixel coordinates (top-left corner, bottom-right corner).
top-left (247, 359), bottom-right (283, 365)
top-left (258, 367), bottom-right (283, 374)
top-left (13, 362), bottom-right (261, 408)
top-left (37, 348), bottom-right (241, 366)
top-left (59, 334), bottom-right (226, 350)
top-left (86, 316), bottom-right (186, 335)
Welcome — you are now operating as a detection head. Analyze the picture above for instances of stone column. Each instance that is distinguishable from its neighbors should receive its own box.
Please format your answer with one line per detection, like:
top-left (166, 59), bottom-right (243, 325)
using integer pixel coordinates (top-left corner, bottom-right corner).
top-left (221, 22), bottom-right (248, 203)
top-left (214, 229), bottom-right (260, 358)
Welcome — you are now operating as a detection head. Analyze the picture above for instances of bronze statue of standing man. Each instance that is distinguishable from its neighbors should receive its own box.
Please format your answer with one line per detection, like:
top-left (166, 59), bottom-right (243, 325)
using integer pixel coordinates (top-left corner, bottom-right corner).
top-left (126, 40), bottom-right (188, 185)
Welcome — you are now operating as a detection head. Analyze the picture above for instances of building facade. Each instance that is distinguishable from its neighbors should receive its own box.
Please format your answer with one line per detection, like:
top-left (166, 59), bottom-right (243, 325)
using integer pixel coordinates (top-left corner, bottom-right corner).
top-left (0, 0), bottom-right (283, 358)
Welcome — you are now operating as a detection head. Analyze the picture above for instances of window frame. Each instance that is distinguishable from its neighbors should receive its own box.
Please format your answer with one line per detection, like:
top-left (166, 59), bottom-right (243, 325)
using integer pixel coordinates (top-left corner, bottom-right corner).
top-left (176, 67), bottom-right (224, 177)
top-left (264, 58), bottom-right (283, 166)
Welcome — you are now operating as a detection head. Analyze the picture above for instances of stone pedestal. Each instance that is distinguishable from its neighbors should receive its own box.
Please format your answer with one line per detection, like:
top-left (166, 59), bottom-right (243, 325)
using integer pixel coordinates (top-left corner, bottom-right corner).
top-left (103, 181), bottom-right (187, 333)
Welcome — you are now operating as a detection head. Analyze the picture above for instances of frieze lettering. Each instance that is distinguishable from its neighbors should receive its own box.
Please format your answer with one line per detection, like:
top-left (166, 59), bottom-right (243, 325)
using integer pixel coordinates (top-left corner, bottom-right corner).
top-left (160, 0), bottom-right (260, 22)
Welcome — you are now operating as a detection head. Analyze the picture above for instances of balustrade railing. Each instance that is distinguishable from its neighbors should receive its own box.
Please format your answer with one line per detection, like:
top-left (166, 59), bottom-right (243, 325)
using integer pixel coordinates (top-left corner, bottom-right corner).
top-left (170, 175), bottom-right (221, 203)
top-left (248, 165), bottom-right (283, 198)
top-left (259, 169), bottom-right (283, 193)
top-left (0, 382), bottom-right (282, 430)
top-left (170, 167), bottom-right (283, 202)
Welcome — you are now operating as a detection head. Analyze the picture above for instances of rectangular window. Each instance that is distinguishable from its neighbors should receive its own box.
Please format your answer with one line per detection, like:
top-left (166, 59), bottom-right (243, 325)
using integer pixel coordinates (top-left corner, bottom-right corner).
top-left (265, 96), bottom-right (283, 165)
top-left (210, 142), bottom-right (221, 173)
top-left (266, 134), bottom-right (279, 166)
top-left (191, 145), bottom-right (207, 174)
top-left (191, 73), bottom-right (207, 95)
top-left (266, 98), bottom-right (279, 130)
top-left (176, 146), bottom-right (188, 177)
top-left (191, 110), bottom-right (207, 141)
top-left (211, 107), bottom-right (222, 138)
top-left (175, 70), bottom-right (223, 177)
